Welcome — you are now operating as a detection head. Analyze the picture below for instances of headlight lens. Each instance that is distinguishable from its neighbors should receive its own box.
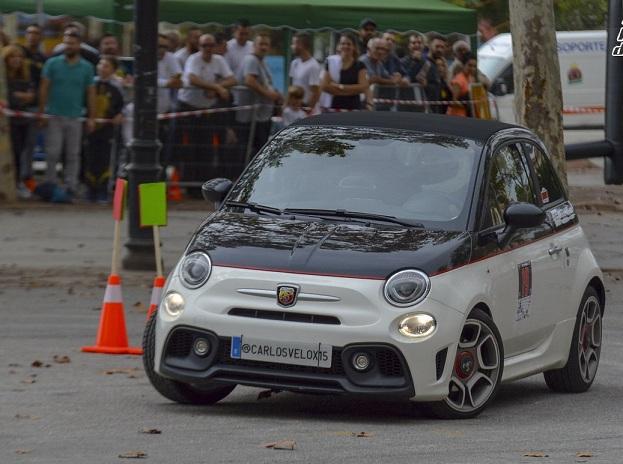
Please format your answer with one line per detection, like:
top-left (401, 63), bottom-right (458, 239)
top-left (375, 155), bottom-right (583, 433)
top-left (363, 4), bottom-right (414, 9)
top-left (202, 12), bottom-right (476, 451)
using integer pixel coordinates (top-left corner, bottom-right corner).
top-left (398, 314), bottom-right (436, 338)
top-left (180, 251), bottom-right (212, 289)
top-left (384, 269), bottom-right (430, 307)
top-left (163, 292), bottom-right (185, 317)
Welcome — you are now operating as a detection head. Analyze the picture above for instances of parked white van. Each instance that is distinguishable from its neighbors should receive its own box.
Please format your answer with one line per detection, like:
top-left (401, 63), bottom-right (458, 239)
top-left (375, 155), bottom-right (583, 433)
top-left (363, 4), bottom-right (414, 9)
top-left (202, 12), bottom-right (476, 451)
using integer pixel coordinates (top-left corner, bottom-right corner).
top-left (478, 31), bottom-right (606, 128)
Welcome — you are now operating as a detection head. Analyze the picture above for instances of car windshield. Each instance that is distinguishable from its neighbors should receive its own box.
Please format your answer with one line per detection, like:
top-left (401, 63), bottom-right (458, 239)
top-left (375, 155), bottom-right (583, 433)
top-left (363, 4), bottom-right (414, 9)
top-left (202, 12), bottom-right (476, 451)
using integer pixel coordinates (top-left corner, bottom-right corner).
top-left (228, 126), bottom-right (482, 230)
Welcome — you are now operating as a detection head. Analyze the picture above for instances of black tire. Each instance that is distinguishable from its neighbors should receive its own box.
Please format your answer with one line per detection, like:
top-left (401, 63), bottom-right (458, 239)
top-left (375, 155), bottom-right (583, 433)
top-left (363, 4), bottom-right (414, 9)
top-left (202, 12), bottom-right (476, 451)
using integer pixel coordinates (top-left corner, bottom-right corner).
top-left (142, 312), bottom-right (236, 404)
top-left (422, 308), bottom-right (504, 419)
top-left (544, 286), bottom-right (603, 393)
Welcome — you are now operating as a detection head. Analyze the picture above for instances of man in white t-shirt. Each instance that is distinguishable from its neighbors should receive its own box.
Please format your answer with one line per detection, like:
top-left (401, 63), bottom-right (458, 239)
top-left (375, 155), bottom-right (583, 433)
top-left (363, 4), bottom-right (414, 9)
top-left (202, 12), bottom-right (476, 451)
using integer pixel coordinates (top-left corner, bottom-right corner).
top-left (157, 34), bottom-right (183, 114)
top-left (289, 32), bottom-right (321, 113)
top-left (174, 27), bottom-right (201, 68)
top-left (225, 19), bottom-right (254, 76)
top-left (179, 33), bottom-right (237, 110)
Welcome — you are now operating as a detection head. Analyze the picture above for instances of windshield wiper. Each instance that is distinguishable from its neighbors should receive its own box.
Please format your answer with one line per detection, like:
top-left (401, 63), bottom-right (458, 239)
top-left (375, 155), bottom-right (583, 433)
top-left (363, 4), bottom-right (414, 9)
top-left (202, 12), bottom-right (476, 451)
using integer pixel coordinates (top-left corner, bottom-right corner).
top-left (282, 208), bottom-right (423, 228)
top-left (224, 200), bottom-right (283, 216)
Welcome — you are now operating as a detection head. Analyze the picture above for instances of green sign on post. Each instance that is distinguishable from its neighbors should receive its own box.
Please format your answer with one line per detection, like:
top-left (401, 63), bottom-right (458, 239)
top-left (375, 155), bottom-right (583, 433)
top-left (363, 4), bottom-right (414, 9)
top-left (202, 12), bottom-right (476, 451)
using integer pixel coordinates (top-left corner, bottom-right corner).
top-left (139, 182), bottom-right (168, 227)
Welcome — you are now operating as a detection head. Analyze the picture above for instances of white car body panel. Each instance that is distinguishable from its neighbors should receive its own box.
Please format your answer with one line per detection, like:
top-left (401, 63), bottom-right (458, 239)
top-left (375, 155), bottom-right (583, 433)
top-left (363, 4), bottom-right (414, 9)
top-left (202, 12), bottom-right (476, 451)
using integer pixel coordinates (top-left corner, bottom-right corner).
top-left (154, 224), bottom-right (601, 401)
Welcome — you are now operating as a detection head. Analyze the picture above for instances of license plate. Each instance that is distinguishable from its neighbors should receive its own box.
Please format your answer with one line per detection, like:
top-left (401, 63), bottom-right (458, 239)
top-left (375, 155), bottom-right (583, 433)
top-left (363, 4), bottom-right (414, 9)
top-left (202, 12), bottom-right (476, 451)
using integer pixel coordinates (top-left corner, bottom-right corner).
top-left (230, 336), bottom-right (332, 368)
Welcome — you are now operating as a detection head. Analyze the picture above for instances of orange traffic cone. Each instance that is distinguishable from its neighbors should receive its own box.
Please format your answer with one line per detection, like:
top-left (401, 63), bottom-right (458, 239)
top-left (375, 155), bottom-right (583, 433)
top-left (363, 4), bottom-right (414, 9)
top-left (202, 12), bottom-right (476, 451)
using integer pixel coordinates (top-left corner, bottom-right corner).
top-left (82, 274), bottom-right (143, 355)
top-left (146, 275), bottom-right (165, 321)
top-left (167, 168), bottom-right (183, 201)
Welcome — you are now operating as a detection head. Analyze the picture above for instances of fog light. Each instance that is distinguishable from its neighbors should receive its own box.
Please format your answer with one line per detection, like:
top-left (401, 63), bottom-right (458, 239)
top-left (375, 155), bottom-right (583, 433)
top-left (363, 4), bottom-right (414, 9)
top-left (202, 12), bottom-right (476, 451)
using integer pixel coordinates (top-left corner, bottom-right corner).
top-left (163, 292), bottom-right (185, 318)
top-left (193, 338), bottom-right (211, 357)
top-left (398, 314), bottom-right (436, 338)
top-left (352, 352), bottom-right (372, 371)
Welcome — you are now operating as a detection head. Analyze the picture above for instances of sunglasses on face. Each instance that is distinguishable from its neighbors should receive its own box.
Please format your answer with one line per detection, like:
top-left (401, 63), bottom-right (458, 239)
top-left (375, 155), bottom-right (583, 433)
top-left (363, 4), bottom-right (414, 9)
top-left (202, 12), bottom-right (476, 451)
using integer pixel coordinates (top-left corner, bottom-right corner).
top-left (200, 43), bottom-right (215, 48)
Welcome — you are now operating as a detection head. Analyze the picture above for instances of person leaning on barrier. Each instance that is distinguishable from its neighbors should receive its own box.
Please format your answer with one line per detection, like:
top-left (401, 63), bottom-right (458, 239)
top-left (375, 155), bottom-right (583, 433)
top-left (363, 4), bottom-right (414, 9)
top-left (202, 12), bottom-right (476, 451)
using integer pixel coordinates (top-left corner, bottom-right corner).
top-left (360, 38), bottom-right (408, 88)
top-left (434, 56), bottom-right (452, 114)
top-left (424, 33), bottom-right (447, 114)
top-left (237, 33), bottom-right (282, 152)
top-left (179, 34), bottom-right (236, 110)
top-left (225, 19), bottom-right (254, 77)
top-left (174, 26), bottom-right (202, 68)
top-left (166, 30), bottom-right (181, 53)
top-left (401, 33), bottom-right (430, 89)
top-left (447, 52), bottom-right (477, 118)
top-left (157, 33), bottom-right (183, 114)
top-left (449, 39), bottom-right (491, 89)
top-left (289, 32), bottom-right (322, 114)
top-left (319, 33), bottom-right (369, 111)
top-left (381, 31), bottom-right (407, 78)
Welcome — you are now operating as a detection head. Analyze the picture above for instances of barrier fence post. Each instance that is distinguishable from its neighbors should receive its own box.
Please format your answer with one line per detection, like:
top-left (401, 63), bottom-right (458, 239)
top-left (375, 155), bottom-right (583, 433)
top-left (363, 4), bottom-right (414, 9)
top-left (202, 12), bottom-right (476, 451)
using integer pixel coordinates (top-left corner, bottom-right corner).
top-left (245, 104), bottom-right (259, 166)
top-left (0, 55), bottom-right (17, 202)
top-left (122, 0), bottom-right (162, 270)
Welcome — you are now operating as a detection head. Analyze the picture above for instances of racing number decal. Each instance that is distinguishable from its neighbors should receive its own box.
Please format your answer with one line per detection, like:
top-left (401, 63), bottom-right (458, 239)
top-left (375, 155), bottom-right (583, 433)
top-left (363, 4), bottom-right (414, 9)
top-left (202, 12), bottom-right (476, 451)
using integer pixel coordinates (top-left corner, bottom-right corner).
top-left (517, 261), bottom-right (532, 321)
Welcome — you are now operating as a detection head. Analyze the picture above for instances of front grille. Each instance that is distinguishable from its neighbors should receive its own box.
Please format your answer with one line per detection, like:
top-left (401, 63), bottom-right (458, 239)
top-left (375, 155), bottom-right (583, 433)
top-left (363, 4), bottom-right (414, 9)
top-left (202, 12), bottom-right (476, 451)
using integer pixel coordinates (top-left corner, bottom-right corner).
top-left (166, 329), bottom-right (195, 357)
top-left (217, 338), bottom-right (345, 375)
top-left (375, 349), bottom-right (404, 377)
top-left (228, 308), bottom-right (340, 325)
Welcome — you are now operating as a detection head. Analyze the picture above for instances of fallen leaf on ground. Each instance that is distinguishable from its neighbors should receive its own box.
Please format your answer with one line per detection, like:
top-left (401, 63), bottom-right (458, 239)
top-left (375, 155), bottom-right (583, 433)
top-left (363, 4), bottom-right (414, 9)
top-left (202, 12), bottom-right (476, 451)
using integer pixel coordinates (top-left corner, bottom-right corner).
top-left (262, 440), bottom-right (296, 450)
top-left (67, 287), bottom-right (75, 295)
top-left (141, 428), bottom-right (162, 434)
top-left (53, 355), bottom-right (71, 364)
top-left (31, 360), bottom-right (43, 368)
top-left (103, 368), bottom-right (140, 376)
top-left (15, 449), bottom-right (31, 455)
top-left (20, 378), bottom-right (36, 384)
top-left (118, 451), bottom-right (147, 459)
top-left (9, 369), bottom-right (17, 374)
top-left (576, 452), bottom-right (593, 458)
top-left (15, 414), bottom-right (41, 420)
top-left (524, 452), bottom-right (549, 458)
top-left (132, 301), bottom-right (145, 309)
top-left (352, 432), bottom-right (373, 438)
top-left (8, 363), bottom-right (21, 367)
top-left (257, 389), bottom-right (281, 400)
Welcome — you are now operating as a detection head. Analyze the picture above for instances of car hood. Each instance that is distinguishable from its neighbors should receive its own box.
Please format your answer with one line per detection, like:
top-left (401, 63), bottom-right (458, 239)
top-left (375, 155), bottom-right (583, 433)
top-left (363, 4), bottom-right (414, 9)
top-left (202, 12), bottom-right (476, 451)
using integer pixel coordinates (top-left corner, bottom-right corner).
top-left (188, 212), bottom-right (472, 279)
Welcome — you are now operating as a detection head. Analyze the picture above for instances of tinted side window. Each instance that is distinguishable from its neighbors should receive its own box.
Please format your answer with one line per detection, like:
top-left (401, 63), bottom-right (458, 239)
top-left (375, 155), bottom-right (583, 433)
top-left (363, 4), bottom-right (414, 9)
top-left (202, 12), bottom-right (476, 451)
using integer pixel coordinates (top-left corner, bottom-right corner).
top-left (483, 144), bottom-right (536, 228)
top-left (522, 143), bottom-right (564, 205)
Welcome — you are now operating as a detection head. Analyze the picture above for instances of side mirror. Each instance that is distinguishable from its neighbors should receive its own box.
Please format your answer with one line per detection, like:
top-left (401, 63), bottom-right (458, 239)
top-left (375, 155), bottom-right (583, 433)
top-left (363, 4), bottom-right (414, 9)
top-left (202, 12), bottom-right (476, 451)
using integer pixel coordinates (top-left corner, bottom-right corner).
top-left (201, 178), bottom-right (232, 204)
top-left (491, 78), bottom-right (508, 96)
top-left (497, 202), bottom-right (545, 248)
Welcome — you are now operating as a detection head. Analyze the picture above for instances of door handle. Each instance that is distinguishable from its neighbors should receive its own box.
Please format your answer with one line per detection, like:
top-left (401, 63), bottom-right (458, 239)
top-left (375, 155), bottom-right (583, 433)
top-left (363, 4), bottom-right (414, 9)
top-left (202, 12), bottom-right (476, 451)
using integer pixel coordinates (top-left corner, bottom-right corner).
top-left (548, 245), bottom-right (563, 256)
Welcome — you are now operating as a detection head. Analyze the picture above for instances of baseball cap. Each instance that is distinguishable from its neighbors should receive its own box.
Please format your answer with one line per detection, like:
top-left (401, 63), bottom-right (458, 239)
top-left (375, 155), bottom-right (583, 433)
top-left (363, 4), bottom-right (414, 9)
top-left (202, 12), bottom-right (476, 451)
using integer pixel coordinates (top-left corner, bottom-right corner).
top-left (359, 18), bottom-right (377, 29)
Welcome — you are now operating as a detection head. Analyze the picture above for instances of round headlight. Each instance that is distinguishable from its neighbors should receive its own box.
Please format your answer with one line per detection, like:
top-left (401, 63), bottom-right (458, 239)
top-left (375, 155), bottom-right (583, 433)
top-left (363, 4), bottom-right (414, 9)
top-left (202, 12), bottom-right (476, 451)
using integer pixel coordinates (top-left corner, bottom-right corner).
top-left (163, 292), bottom-right (185, 317)
top-left (180, 251), bottom-right (212, 289)
top-left (398, 313), bottom-right (436, 338)
top-left (384, 269), bottom-right (430, 307)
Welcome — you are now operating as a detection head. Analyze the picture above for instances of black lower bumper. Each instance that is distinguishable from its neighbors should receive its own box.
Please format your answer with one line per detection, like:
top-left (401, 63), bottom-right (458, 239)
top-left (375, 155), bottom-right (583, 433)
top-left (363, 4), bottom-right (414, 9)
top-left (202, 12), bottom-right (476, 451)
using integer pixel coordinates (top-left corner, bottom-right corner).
top-left (158, 326), bottom-right (415, 397)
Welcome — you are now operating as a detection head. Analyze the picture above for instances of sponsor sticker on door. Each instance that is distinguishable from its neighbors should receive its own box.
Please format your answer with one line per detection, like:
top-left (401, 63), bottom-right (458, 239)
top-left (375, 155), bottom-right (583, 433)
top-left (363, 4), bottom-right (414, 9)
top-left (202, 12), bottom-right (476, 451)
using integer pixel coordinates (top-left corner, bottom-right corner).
top-left (517, 261), bottom-right (532, 321)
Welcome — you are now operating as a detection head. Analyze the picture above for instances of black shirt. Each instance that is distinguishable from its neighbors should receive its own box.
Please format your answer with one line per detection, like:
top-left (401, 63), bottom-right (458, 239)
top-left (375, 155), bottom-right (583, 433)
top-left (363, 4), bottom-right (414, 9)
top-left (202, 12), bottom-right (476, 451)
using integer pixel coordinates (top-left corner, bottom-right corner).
top-left (326, 60), bottom-right (366, 110)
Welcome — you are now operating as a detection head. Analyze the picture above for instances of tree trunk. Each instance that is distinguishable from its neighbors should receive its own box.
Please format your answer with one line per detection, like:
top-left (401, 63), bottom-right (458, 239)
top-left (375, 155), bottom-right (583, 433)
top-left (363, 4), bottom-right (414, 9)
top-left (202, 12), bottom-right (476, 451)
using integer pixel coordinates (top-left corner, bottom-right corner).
top-left (509, 0), bottom-right (567, 190)
top-left (0, 56), bottom-right (17, 202)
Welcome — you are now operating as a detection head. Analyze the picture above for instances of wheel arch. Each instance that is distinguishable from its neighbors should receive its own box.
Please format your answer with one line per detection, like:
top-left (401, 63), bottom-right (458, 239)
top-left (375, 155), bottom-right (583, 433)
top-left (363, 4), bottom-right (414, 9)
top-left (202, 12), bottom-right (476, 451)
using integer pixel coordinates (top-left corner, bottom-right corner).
top-left (471, 302), bottom-right (493, 319)
top-left (588, 276), bottom-right (606, 314)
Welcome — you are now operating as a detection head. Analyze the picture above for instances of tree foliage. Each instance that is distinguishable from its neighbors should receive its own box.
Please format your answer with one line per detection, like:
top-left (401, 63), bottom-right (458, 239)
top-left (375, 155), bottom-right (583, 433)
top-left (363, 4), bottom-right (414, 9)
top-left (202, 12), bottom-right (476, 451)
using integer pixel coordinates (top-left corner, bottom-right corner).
top-left (447, 0), bottom-right (607, 32)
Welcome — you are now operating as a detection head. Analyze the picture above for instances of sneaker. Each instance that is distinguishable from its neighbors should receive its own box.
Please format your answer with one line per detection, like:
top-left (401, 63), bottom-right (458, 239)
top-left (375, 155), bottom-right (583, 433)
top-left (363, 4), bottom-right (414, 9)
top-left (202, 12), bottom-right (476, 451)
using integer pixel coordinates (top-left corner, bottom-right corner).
top-left (17, 182), bottom-right (32, 200)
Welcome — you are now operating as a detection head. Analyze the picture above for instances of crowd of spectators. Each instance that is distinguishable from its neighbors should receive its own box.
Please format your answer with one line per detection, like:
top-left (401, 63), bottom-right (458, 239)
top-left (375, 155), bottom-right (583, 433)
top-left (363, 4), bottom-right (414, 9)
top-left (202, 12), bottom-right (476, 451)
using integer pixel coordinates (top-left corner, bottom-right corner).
top-left (1, 17), bottom-right (490, 202)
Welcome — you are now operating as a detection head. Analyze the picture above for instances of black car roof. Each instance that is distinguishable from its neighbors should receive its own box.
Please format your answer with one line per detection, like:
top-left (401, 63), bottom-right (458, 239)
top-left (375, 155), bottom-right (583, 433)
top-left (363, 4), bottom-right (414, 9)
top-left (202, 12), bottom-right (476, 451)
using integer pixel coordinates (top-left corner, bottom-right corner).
top-left (292, 112), bottom-right (523, 143)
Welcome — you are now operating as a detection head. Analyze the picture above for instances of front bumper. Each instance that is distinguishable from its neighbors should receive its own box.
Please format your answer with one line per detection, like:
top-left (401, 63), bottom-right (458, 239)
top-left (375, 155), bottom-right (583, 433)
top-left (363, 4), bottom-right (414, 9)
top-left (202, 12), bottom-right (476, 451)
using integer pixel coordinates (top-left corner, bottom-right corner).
top-left (155, 266), bottom-right (465, 401)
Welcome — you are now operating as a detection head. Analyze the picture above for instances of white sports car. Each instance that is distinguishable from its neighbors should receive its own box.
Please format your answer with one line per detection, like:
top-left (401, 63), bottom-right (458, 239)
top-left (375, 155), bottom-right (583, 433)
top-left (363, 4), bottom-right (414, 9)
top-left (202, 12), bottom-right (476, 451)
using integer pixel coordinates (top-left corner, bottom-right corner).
top-left (143, 112), bottom-right (604, 419)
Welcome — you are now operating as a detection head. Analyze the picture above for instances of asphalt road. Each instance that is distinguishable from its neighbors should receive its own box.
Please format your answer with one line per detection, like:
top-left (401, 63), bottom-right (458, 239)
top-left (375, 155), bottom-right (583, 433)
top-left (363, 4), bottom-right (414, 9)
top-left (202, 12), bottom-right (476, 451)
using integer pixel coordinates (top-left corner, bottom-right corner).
top-left (1, 150), bottom-right (623, 463)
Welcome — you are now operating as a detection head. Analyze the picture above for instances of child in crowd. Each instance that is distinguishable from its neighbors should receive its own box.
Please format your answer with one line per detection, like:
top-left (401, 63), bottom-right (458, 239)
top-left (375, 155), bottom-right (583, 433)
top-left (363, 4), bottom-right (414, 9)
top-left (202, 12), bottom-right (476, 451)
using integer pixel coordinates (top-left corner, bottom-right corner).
top-left (85, 55), bottom-right (124, 203)
top-left (282, 85), bottom-right (307, 126)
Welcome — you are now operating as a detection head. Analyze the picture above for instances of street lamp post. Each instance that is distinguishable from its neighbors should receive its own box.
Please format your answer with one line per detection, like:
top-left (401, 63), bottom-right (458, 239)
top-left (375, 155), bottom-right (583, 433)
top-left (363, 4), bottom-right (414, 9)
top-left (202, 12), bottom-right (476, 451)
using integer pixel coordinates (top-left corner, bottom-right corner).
top-left (122, 0), bottom-right (162, 270)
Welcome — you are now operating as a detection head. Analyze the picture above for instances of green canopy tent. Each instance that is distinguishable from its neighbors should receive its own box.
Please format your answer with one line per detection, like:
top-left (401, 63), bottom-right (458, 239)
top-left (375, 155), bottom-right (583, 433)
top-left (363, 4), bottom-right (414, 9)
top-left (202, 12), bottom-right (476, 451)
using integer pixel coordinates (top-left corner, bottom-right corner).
top-left (2, 0), bottom-right (475, 35)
